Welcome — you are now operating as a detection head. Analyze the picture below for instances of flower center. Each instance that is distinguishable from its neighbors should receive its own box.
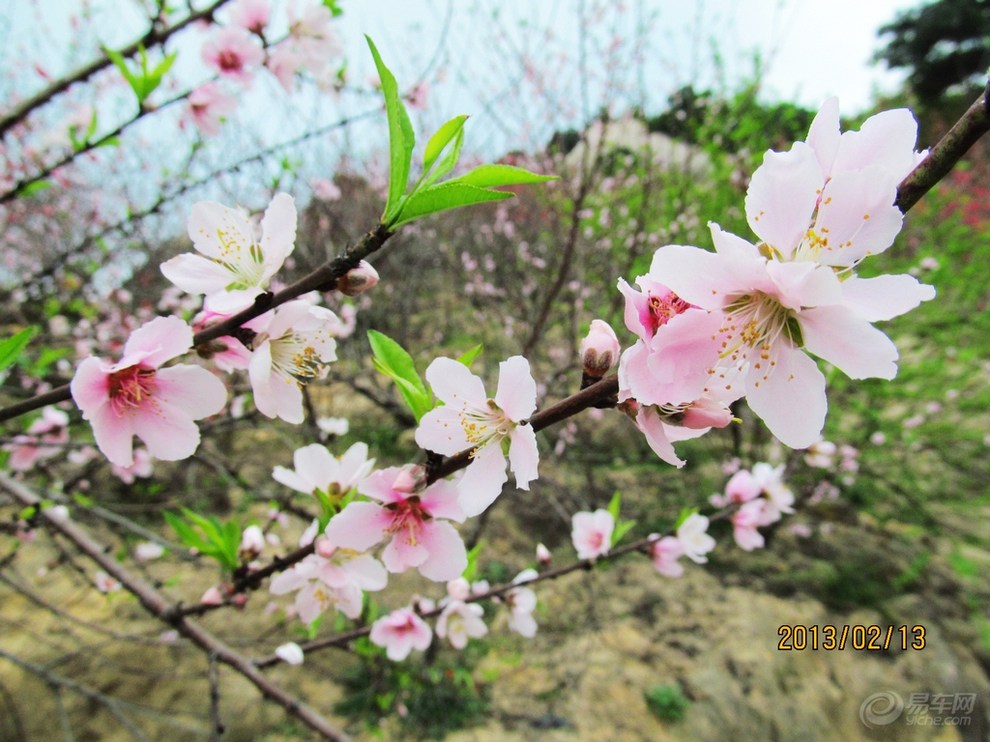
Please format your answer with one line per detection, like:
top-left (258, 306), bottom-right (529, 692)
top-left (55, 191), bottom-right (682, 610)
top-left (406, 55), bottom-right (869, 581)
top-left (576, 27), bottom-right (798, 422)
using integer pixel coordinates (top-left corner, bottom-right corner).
top-left (646, 291), bottom-right (690, 335)
top-left (108, 365), bottom-right (157, 415)
top-left (385, 496), bottom-right (429, 546)
top-left (461, 399), bottom-right (513, 454)
top-left (216, 49), bottom-right (245, 73)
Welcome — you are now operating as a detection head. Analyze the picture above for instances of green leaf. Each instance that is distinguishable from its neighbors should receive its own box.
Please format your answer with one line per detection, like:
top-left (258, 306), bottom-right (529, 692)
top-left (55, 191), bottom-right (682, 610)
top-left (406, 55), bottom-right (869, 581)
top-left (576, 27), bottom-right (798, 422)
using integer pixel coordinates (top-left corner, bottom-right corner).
top-left (456, 344), bottom-right (483, 368)
top-left (606, 491), bottom-right (622, 521)
top-left (612, 519), bottom-right (637, 547)
top-left (463, 540), bottom-right (484, 582)
top-left (423, 115), bottom-right (468, 176)
top-left (163, 511), bottom-right (211, 553)
top-left (105, 46), bottom-right (142, 101)
top-left (389, 182), bottom-right (513, 228)
top-left (16, 180), bottom-right (51, 197)
top-left (367, 330), bottom-right (432, 420)
top-left (366, 36), bottom-right (415, 224)
top-left (0, 327), bottom-right (38, 373)
top-left (445, 164), bottom-right (557, 189)
top-left (422, 123), bottom-right (465, 190)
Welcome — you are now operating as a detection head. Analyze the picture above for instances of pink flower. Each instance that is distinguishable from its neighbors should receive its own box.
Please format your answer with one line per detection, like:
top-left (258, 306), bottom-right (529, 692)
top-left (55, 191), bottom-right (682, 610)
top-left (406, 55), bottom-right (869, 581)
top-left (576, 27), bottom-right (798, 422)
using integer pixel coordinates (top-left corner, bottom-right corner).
top-left (272, 442), bottom-right (373, 497)
top-left (187, 82), bottom-right (237, 137)
top-left (503, 569), bottom-right (538, 637)
top-left (711, 467), bottom-right (762, 507)
top-left (110, 447), bottom-right (154, 484)
top-left (266, 1), bottom-right (341, 91)
top-left (535, 542), bottom-right (552, 567)
top-left (436, 601), bottom-right (488, 649)
top-left (732, 500), bottom-right (766, 551)
top-left (94, 570), bottom-right (121, 594)
top-left (162, 193), bottom-right (296, 313)
top-left (676, 513), bottom-right (715, 564)
top-left (571, 509), bottom-right (614, 560)
top-left (369, 607), bottom-right (432, 661)
top-left (239, 525), bottom-right (266, 559)
top-left (747, 98), bottom-right (924, 267)
top-left (580, 319), bottom-right (620, 376)
top-left (269, 547), bottom-right (387, 622)
top-left (416, 356), bottom-right (539, 517)
top-left (70, 316), bottom-right (227, 467)
top-left (228, 0), bottom-right (270, 35)
top-left (648, 535), bottom-right (685, 577)
top-left (191, 308), bottom-right (253, 373)
top-left (247, 300), bottom-right (338, 423)
top-left (5, 407), bottom-right (69, 471)
top-left (323, 467), bottom-right (467, 582)
top-left (202, 26), bottom-right (263, 83)
top-left (648, 225), bottom-right (935, 448)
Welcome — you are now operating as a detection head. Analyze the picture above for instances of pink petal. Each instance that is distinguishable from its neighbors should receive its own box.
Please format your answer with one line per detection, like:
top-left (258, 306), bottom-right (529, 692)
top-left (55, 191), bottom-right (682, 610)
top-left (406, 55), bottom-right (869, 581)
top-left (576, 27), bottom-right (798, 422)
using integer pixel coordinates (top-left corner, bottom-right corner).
top-left (293, 444), bottom-right (338, 489)
top-left (745, 142), bottom-right (822, 256)
top-left (424, 357), bottom-right (487, 407)
top-left (269, 568), bottom-right (309, 595)
top-left (123, 316), bottom-right (194, 367)
top-left (89, 403), bottom-right (136, 467)
top-left (131, 402), bottom-right (201, 461)
top-left (508, 424), bottom-right (539, 489)
top-left (272, 466), bottom-right (311, 493)
top-left (494, 356), bottom-right (537, 421)
top-left (746, 345), bottom-right (826, 449)
top-left (833, 108), bottom-right (919, 183)
top-left (647, 245), bottom-right (728, 310)
top-left (259, 193), bottom-right (297, 271)
top-left (764, 260), bottom-right (842, 310)
top-left (382, 533), bottom-right (429, 573)
top-left (70, 357), bottom-right (110, 413)
top-left (342, 554), bottom-right (388, 590)
top-left (160, 253), bottom-right (232, 295)
top-left (636, 406), bottom-right (685, 468)
top-left (358, 468), bottom-right (403, 504)
top-left (417, 521), bottom-right (468, 581)
top-left (813, 169), bottom-right (903, 264)
top-left (323, 502), bottom-right (390, 551)
top-left (457, 443), bottom-right (508, 517)
top-left (205, 289), bottom-right (264, 315)
top-left (415, 405), bottom-right (472, 455)
top-left (418, 480), bottom-right (465, 523)
top-left (839, 275), bottom-right (935, 322)
top-left (806, 97), bottom-right (840, 176)
top-left (155, 365), bottom-right (227, 419)
top-left (800, 305), bottom-right (899, 380)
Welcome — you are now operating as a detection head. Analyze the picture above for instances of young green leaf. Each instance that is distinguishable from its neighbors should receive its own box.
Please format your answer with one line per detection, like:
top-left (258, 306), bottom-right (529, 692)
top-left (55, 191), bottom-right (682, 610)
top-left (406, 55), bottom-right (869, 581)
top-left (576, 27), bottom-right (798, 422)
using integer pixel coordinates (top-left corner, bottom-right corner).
top-left (606, 491), bottom-right (622, 521)
top-left (612, 519), bottom-right (637, 547)
top-left (423, 115), bottom-right (468, 175)
top-left (105, 47), bottom-right (141, 100)
top-left (445, 163), bottom-right (558, 189)
top-left (389, 182), bottom-right (513, 228)
top-left (16, 180), bottom-right (51, 197)
top-left (456, 344), bottom-right (483, 368)
top-left (367, 330), bottom-right (432, 420)
top-left (421, 123), bottom-right (466, 190)
top-left (365, 36), bottom-right (415, 224)
top-left (0, 327), bottom-right (38, 373)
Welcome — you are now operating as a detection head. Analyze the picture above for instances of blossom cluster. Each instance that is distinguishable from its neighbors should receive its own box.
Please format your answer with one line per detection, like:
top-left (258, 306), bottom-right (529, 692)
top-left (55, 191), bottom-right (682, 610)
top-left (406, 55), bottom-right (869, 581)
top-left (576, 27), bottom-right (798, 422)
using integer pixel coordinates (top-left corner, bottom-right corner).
top-left (610, 99), bottom-right (935, 464)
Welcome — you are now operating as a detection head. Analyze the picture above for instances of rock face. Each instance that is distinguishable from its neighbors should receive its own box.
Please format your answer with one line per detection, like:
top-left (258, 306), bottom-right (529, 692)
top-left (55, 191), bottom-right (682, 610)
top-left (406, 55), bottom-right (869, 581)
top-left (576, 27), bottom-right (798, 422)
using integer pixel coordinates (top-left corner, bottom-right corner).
top-left (449, 552), bottom-right (989, 742)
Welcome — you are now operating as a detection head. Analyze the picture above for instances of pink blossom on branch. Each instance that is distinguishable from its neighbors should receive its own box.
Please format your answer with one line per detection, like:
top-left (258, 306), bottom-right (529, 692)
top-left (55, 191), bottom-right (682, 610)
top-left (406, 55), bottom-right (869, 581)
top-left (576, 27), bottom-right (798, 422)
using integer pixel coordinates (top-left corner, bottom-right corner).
top-left (436, 601), bottom-right (488, 649)
top-left (202, 26), bottom-right (264, 83)
top-left (369, 607), bottom-right (433, 661)
top-left (247, 300), bottom-right (339, 423)
top-left (227, 0), bottom-right (271, 35)
top-left (186, 82), bottom-right (238, 137)
top-left (70, 316), bottom-right (227, 467)
top-left (416, 356), bottom-right (539, 517)
top-left (272, 442), bottom-right (373, 498)
top-left (4, 407), bottom-right (69, 471)
top-left (161, 193), bottom-right (296, 313)
top-left (571, 509), bottom-right (614, 560)
top-left (323, 467), bottom-right (468, 582)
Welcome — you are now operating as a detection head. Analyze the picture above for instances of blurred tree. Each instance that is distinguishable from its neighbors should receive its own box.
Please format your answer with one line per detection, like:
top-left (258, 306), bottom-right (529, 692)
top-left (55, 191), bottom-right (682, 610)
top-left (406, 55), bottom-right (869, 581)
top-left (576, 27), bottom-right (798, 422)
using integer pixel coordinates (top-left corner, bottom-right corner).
top-left (876, 0), bottom-right (990, 104)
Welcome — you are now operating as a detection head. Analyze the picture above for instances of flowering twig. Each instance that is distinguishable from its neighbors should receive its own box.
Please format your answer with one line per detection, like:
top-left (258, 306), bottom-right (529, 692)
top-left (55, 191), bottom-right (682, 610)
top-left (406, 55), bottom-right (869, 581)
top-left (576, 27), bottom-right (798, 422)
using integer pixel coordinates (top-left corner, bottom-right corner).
top-left (0, 0), bottom-right (231, 140)
top-left (0, 472), bottom-right (351, 742)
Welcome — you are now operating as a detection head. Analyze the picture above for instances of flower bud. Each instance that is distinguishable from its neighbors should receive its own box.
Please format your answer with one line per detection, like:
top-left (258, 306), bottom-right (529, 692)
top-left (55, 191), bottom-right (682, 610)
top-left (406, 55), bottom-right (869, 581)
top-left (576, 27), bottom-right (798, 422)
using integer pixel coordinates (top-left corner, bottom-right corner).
top-left (580, 319), bottom-right (620, 377)
top-left (337, 260), bottom-right (379, 296)
top-left (239, 525), bottom-right (265, 559)
top-left (536, 542), bottom-right (552, 567)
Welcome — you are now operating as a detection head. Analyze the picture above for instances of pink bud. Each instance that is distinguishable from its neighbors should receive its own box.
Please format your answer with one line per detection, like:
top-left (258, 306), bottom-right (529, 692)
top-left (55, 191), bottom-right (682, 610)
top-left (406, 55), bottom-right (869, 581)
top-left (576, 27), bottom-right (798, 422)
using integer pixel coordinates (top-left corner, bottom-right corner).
top-left (392, 464), bottom-right (427, 493)
top-left (338, 260), bottom-right (379, 296)
top-left (536, 542), bottom-right (552, 567)
top-left (580, 320), bottom-right (620, 377)
top-left (680, 397), bottom-right (733, 430)
top-left (200, 586), bottom-right (224, 605)
top-left (314, 535), bottom-right (336, 558)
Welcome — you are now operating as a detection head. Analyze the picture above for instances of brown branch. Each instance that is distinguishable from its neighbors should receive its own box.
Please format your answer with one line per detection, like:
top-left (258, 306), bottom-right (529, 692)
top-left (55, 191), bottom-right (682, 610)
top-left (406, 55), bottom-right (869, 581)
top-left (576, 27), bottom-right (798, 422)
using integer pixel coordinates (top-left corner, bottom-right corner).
top-left (895, 82), bottom-right (990, 214)
top-left (0, 0), bottom-right (231, 139)
top-left (0, 472), bottom-right (351, 742)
